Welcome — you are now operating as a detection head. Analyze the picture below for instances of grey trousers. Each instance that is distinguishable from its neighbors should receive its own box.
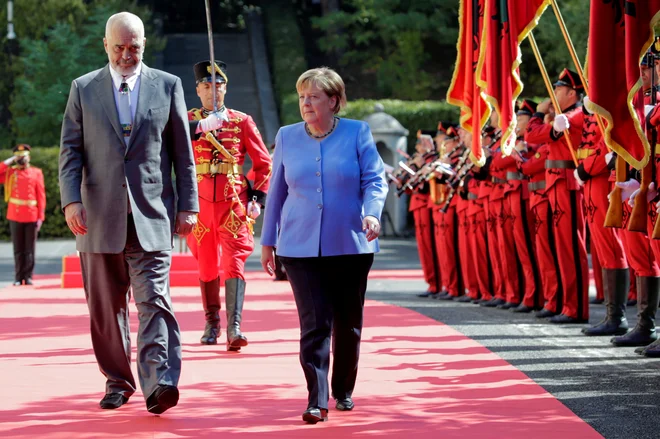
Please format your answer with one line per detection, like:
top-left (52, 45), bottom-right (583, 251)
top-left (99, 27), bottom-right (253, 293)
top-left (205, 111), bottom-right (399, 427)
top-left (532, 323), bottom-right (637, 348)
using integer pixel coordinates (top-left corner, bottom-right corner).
top-left (80, 215), bottom-right (181, 400)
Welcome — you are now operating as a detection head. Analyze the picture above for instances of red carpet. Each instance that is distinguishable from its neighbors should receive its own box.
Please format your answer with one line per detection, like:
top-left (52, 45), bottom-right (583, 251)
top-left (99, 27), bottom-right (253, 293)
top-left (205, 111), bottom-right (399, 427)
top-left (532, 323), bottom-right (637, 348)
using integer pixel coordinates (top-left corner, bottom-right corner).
top-left (0, 273), bottom-right (602, 438)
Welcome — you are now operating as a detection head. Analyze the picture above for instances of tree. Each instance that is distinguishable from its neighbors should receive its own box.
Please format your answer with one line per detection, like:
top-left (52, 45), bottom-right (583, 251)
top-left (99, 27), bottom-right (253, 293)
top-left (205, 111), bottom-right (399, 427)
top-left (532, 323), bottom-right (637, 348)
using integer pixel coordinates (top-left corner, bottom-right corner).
top-left (9, 0), bottom-right (165, 147)
top-left (312, 0), bottom-right (459, 100)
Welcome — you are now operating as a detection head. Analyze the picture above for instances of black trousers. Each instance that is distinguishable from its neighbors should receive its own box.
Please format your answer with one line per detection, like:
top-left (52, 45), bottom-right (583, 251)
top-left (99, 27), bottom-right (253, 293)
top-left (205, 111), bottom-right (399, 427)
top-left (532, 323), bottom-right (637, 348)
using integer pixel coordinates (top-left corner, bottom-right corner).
top-left (279, 253), bottom-right (374, 409)
top-left (10, 220), bottom-right (37, 282)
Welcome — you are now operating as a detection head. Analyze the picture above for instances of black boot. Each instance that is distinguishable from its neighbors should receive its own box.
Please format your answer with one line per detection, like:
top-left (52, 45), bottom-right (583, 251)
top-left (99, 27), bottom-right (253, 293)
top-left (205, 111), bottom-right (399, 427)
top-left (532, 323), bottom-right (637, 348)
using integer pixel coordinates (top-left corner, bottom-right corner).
top-left (225, 278), bottom-right (249, 351)
top-left (612, 276), bottom-right (659, 347)
top-left (582, 268), bottom-right (629, 336)
top-left (200, 278), bottom-right (221, 345)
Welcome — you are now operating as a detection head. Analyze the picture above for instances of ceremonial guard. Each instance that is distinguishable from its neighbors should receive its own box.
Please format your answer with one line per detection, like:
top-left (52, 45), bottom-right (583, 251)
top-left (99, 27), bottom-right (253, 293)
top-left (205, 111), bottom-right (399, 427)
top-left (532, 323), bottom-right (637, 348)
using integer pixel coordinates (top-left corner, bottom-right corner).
top-left (525, 69), bottom-right (589, 324)
top-left (1, 144), bottom-right (46, 286)
top-left (187, 60), bottom-right (272, 350)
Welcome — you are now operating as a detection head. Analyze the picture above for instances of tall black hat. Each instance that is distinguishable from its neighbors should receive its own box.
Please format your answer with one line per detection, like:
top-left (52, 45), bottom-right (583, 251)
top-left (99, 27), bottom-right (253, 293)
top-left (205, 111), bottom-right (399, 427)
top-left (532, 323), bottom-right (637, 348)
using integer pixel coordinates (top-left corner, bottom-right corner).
top-left (193, 60), bottom-right (228, 84)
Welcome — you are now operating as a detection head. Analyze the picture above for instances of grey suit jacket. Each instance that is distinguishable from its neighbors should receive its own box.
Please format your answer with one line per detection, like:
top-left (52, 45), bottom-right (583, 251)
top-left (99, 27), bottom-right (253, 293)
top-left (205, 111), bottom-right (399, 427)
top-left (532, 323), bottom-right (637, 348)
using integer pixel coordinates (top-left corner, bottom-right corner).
top-left (59, 64), bottom-right (199, 253)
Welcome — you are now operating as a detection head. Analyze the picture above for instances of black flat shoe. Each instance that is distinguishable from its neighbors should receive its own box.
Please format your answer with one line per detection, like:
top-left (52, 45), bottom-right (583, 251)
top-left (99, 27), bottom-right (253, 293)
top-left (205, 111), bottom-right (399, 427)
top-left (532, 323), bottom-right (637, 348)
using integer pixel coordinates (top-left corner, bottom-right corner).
top-left (24, 278), bottom-right (33, 285)
top-left (549, 314), bottom-right (588, 324)
top-left (416, 291), bottom-right (436, 298)
top-left (511, 304), bottom-right (534, 313)
top-left (12, 280), bottom-right (22, 286)
top-left (146, 385), bottom-right (179, 414)
top-left (100, 393), bottom-right (128, 409)
top-left (335, 397), bottom-right (354, 411)
top-left (302, 407), bottom-right (328, 424)
top-left (535, 308), bottom-right (557, 318)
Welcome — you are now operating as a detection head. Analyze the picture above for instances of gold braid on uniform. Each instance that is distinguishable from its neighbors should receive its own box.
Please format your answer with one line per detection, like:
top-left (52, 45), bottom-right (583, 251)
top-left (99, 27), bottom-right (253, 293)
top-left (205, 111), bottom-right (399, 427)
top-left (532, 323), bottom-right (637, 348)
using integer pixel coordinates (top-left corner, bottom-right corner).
top-left (192, 215), bottom-right (211, 245)
top-left (222, 173), bottom-right (255, 238)
top-left (4, 170), bottom-right (16, 203)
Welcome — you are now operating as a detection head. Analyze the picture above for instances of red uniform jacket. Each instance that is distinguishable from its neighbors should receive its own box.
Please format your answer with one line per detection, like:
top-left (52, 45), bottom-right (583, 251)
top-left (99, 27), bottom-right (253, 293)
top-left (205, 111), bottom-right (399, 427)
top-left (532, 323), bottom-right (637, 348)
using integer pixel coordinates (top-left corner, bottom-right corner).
top-left (520, 144), bottom-right (549, 210)
top-left (188, 108), bottom-right (272, 205)
top-left (0, 163), bottom-right (46, 223)
top-left (525, 104), bottom-right (583, 191)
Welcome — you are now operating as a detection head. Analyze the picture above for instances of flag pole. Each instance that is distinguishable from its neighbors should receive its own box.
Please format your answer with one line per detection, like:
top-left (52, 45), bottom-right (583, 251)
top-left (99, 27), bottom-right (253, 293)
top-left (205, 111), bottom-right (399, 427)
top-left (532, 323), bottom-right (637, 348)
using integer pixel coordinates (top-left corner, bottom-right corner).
top-left (204, 0), bottom-right (217, 113)
top-left (528, 32), bottom-right (579, 168)
top-left (549, 0), bottom-right (608, 138)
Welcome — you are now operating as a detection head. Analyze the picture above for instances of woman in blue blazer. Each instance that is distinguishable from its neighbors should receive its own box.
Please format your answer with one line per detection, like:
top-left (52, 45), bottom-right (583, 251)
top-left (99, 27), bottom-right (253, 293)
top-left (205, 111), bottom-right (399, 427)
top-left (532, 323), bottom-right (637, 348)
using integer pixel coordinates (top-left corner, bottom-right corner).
top-left (261, 67), bottom-right (388, 424)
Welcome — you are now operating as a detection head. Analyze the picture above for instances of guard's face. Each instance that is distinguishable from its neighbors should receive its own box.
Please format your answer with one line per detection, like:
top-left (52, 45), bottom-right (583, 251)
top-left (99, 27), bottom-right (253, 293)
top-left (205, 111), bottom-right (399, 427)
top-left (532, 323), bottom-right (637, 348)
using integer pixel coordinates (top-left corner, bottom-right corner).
top-left (196, 81), bottom-right (227, 111)
top-left (434, 133), bottom-right (448, 150)
top-left (298, 83), bottom-right (336, 127)
top-left (642, 64), bottom-right (653, 90)
top-left (516, 114), bottom-right (531, 134)
top-left (554, 85), bottom-right (576, 111)
top-left (104, 24), bottom-right (145, 76)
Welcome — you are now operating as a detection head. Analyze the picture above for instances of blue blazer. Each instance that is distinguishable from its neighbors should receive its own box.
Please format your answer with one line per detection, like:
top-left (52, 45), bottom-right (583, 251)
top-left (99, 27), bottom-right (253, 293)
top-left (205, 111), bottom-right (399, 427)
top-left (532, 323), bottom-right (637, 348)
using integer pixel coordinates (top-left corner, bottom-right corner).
top-left (261, 118), bottom-right (388, 257)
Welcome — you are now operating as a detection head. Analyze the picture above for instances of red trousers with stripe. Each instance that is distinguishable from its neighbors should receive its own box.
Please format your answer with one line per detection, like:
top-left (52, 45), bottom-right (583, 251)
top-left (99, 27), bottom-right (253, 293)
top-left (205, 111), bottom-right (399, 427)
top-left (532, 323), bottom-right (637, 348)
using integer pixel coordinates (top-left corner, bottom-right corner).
top-left (531, 196), bottom-right (562, 312)
top-left (437, 206), bottom-right (462, 296)
top-left (485, 198), bottom-right (506, 300)
top-left (413, 208), bottom-right (439, 293)
top-left (458, 206), bottom-right (478, 298)
top-left (469, 208), bottom-right (491, 300)
top-left (547, 180), bottom-right (589, 320)
top-left (506, 188), bottom-right (540, 308)
top-left (493, 196), bottom-right (520, 304)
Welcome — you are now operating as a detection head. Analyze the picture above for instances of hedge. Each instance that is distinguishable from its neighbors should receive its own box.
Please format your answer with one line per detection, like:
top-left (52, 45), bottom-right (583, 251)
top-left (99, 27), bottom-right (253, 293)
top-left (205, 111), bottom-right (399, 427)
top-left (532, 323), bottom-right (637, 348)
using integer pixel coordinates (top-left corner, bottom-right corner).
top-left (281, 95), bottom-right (460, 152)
top-left (0, 146), bottom-right (68, 240)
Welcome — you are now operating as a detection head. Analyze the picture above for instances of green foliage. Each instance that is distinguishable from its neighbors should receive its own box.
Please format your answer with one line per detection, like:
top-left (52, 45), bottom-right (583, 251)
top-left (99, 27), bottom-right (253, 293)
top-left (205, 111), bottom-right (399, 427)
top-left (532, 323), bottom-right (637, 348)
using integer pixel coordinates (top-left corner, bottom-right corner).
top-left (9, 0), bottom-right (166, 148)
top-left (262, 0), bottom-right (308, 119)
top-left (280, 95), bottom-right (459, 152)
top-left (519, 1), bottom-right (590, 98)
top-left (312, 0), bottom-right (458, 99)
top-left (0, 147), bottom-right (68, 240)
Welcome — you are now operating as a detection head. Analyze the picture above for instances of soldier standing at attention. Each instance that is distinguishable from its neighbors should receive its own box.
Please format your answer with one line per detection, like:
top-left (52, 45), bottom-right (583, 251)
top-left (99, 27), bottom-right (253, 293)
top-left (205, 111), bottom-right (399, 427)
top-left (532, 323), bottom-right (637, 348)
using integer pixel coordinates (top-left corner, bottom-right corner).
top-left (1, 144), bottom-right (46, 286)
top-left (187, 60), bottom-right (272, 351)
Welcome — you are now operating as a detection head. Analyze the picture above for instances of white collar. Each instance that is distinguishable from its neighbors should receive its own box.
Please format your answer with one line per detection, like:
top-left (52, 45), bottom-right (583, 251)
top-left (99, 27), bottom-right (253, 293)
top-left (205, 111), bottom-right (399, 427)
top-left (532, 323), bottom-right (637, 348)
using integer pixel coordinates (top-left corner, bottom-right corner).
top-left (109, 63), bottom-right (142, 91)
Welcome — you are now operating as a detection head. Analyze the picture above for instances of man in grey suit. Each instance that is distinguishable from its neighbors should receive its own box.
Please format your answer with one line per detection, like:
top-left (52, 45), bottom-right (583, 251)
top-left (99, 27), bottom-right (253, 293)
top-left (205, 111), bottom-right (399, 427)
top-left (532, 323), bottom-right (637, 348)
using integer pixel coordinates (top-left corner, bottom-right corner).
top-left (59, 12), bottom-right (198, 414)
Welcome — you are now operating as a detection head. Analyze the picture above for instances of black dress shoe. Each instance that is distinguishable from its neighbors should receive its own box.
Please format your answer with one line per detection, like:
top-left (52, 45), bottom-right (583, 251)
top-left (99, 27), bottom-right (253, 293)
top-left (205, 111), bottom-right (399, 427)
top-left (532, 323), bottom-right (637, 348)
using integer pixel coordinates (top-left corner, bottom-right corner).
top-left (535, 308), bottom-right (557, 318)
top-left (549, 314), bottom-right (588, 324)
top-left (590, 297), bottom-right (604, 305)
top-left (417, 290), bottom-right (436, 298)
top-left (302, 407), bottom-right (328, 424)
top-left (146, 385), bottom-right (179, 414)
top-left (511, 304), bottom-right (534, 313)
top-left (455, 295), bottom-right (474, 303)
top-left (497, 302), bottom-right (519, 310)
top-left (335, 397), bottom-right (354, 411)
top-left (12, 280), bottom-right (22, 286)
top-left (24, 278), bottom-right (33, 285)
top-left (100, 393), bottom-right (129, 409)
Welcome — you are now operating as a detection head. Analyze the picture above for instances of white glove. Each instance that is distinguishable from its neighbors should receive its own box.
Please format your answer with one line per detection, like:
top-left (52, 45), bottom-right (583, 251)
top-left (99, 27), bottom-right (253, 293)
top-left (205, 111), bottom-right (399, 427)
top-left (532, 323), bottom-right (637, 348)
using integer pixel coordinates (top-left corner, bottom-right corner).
top-left (614, 179), bottom-right (640, 203)
top-left (628, 182), bottom-right (657, 207)
top-left (553, 114), bottom-right (570, 132)
top-left (605, 151), bottom-right (614, 164)
top-left (583, 96), bottom-right (591, 108)
top-left (3, 156), bottom-right (16, 166)
top-left (197, 110), bottom-right (229, 133)
top-left (247, 200), bottom-right (261, 219)
top-left (573, 169), bottom-right (585, 186)
top-left (646, 105), bottom-right (656, 118)
top-left (36, 219), bottom-right (43, 232)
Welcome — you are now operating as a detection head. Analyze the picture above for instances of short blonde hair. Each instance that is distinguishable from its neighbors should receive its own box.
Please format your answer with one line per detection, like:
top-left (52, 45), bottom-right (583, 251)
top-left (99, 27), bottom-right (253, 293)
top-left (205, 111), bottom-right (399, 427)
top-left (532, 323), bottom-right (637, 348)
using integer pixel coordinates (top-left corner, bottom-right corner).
top-left (296, 67), bottom-right (347, 114)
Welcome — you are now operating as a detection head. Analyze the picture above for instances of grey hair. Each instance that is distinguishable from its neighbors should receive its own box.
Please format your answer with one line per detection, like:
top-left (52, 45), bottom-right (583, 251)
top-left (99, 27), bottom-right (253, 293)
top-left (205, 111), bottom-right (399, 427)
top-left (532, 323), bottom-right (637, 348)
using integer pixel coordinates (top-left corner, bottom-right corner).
top-left (105, 12), bottom-right (144, 38)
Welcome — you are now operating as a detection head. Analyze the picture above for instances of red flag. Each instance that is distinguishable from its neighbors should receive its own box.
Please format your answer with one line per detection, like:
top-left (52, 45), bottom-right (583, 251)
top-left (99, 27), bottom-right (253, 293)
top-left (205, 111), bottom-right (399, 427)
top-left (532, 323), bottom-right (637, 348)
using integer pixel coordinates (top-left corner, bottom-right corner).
top-left (476, 0), bottom-right (549, 156)
top-left (447, 0), bottom-right (490, 165)
top-left (586, 0), bottom-right (660, 169)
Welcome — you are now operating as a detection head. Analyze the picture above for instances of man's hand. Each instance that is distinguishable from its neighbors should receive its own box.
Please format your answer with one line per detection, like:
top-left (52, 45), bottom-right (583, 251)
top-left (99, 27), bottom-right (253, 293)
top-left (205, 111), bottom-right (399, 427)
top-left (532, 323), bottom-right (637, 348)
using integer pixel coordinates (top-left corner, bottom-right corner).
top-left (247, 200), bottom-right (261, 219)
top-left (628, 182), bottom-right (657, 207)
top-left (197, 110), bottom-right (229, 133)
top-left (3, 156), bottom-right (16, 166)
top-left (613, 179), bottom-right (641, 203)
top-left (175, 211), bottom-right (197, 236)
top-left (64, 202), bottom-right (88, 236)
top-left (362, 215), bottom-right (381, 242)
top-left (537, 99), bottom-right (552, 114)
top-left (553, 114), bottom-right (570, 132)
top-left (261, 245), bottom-right (275, 276)
top-left (36, 219), bottom-right (43, 232)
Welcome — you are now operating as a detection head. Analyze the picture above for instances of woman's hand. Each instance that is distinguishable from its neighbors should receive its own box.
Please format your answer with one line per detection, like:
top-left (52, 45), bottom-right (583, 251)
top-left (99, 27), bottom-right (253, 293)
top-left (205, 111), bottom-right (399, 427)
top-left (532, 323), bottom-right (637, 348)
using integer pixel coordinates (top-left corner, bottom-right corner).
top-left (261, 245), bottom-right (276, 276)
top-left (362, 216), bottom-right (381, 242)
